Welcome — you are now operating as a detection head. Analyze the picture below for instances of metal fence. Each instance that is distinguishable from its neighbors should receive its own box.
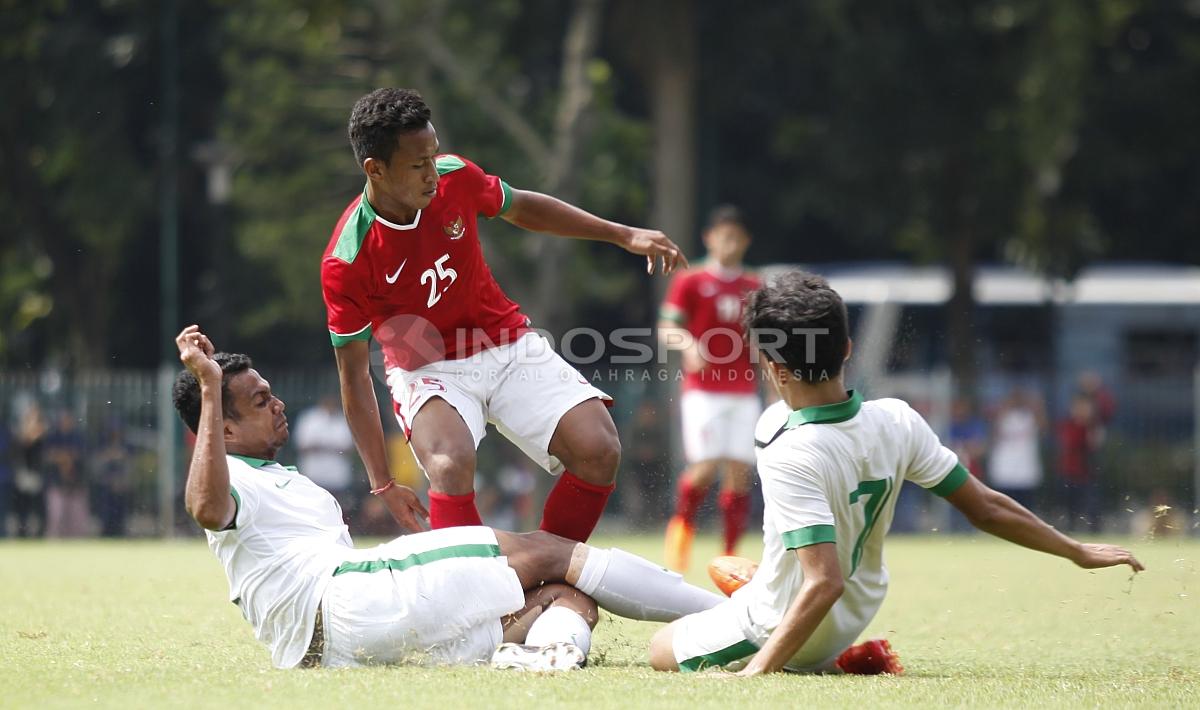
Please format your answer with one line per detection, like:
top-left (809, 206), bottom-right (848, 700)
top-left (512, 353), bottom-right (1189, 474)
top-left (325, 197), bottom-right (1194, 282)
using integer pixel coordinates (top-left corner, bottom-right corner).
top-left (1, 365), bottom-right (1196, 538)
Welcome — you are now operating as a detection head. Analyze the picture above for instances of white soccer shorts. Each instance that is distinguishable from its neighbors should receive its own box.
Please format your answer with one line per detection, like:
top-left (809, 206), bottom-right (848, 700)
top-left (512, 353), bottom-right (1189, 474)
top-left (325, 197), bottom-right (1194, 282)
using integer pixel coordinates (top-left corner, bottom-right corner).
top-left (387, 332), bottom-right (611, 475)
top-left (680, 390), bottom-right (761, 465)
top-left (672, 594), bottom-right (865, 673)
top-left (320, 526), bottom-right (525, 668)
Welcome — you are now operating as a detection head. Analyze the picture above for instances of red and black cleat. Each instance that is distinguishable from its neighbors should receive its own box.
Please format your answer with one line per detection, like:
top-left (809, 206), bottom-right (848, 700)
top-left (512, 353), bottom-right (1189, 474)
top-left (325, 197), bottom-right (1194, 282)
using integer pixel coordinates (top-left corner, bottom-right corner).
top-left (835, 639), bottom-right (904, 675)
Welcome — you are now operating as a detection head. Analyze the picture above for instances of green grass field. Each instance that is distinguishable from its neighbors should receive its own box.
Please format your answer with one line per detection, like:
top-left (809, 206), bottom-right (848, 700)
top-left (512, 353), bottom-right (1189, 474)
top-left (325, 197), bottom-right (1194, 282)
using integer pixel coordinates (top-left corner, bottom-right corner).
top-left (2, 533), bottom-right (1197, 709)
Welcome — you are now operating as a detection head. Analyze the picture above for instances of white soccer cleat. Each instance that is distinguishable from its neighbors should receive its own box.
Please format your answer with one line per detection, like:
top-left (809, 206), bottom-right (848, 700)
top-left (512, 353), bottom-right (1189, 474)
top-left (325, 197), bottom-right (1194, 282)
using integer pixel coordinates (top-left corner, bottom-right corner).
top-left (491, 642), bottom-right (586, 672)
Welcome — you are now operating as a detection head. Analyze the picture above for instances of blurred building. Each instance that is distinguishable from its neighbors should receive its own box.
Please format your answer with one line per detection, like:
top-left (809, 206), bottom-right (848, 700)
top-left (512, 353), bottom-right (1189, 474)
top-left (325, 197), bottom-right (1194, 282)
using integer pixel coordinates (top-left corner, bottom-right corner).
top-left (761, 262), bottom-right (1200, 532)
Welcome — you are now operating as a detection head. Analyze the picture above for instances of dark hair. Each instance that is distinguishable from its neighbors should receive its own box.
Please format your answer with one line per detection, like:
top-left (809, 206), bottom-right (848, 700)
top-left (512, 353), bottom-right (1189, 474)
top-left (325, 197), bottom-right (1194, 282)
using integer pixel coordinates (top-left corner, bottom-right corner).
top-left (706, 204), bottom-right (745, 231)
top-left (348, 88), bottom-right (433, 166)
top-left (171, 353), bottom-right (254, 434)
top-left (744, 270), bottom-right (849, 382)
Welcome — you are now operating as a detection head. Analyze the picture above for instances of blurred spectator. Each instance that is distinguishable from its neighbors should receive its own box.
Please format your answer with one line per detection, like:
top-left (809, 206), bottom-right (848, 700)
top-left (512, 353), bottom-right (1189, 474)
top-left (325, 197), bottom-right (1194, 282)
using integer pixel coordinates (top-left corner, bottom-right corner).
top-left (295, 395), bottom-right (356, 516)
top-left (92, 424), bottom-right (133, 537)
top-left (946, 398), bottom-right (988, 532)
top-left (0, 415), bottom-right (13, 537)
top-left (14, 402), bottom-right (48, 537)
top-left (44, 410), bottom-right (89, 537)
top-left (482, 447), bottom-right (536, 531)
top-left (987, 388), bottom-right (1046, 511)
top-left (1077, 371), bottom-right (1116, 425)
top-left (1056, 393), bottom-right (1105, 533)
top-left (354, 494), bottom-right (397, 537)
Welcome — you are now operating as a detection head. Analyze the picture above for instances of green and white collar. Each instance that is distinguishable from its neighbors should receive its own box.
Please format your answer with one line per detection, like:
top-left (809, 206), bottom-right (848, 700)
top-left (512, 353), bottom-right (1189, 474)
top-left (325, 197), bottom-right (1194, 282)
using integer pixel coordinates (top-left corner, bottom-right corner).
top-left (228, 454), bottom-right (298, 472)
top-left (784, 390), bottom-right (863, 429)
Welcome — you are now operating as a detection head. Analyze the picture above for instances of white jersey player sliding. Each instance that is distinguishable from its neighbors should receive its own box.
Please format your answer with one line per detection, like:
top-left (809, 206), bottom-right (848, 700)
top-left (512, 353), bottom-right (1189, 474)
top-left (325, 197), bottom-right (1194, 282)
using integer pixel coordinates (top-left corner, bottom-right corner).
top-left (649, 271), bottom-right (1144, 676)
top-left (172, 325), bottom-right (723, 670)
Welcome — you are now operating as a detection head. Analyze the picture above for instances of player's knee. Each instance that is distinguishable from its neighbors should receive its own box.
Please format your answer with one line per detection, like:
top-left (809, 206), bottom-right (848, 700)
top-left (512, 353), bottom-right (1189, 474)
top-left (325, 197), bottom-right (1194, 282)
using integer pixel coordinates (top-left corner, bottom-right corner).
top-left (573, 433), bottom-right (621, 484)
top-left (507, 530), bottom-right (575, 583)
top-left (649, 623), bottom-right (680, 672)
top-left (538, 583), bottom-right (598, 627)
top-left (419, 447), bottom-right (476, 493)
top-left (687, 460), bottom-right (720, 486)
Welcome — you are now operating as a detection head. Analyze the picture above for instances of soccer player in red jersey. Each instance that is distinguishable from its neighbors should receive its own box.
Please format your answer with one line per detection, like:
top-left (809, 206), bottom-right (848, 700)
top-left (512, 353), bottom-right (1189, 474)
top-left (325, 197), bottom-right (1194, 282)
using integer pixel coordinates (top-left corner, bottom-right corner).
top-left (322, 88), bottom-right (686, 540)
top-left (658, 206), bottom-right (762, 571)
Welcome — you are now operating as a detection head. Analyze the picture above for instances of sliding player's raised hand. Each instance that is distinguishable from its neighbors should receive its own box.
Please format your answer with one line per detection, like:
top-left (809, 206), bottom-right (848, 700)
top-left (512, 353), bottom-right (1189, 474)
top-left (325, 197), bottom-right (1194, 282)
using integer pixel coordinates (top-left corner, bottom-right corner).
top-left (175, 325), bottom-right (220, 385)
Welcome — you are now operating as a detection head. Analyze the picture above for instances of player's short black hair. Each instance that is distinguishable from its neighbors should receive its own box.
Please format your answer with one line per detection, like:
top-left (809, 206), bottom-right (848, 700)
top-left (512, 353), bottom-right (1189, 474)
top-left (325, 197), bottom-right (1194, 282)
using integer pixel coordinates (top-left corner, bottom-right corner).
top-left (745, 270), bottom-right (849, 382)
top-left (348, 88), bottom-right (433, 165)
top-left (706, 204), bottom-right (745, 231)
top-left (171, 353), bottom-right (254, 435)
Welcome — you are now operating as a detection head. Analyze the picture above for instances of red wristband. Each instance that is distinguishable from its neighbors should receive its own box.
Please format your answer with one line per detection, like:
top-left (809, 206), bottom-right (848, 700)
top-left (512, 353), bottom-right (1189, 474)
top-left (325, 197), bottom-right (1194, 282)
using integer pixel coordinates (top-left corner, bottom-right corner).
top-left (370, 479), bottom-right (395, 496)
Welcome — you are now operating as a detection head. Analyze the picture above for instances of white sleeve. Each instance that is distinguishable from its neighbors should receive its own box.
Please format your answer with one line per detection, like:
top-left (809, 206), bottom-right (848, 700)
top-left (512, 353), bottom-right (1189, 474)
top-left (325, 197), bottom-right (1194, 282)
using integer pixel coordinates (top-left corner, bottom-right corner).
top-left (759, 450), bottom-right (836, 549)
top-left (226, 464), bottom-right (260, 529)
top-left (902, 404), bottom-right (968, 497)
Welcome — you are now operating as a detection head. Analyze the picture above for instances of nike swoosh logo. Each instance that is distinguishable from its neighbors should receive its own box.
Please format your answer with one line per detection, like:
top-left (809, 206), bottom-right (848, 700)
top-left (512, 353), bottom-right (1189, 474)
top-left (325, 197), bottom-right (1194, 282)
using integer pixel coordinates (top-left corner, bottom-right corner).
top-left (385, 259), bottom-right (408, 284)
top-left (275, 480), bottom-right (291, 489)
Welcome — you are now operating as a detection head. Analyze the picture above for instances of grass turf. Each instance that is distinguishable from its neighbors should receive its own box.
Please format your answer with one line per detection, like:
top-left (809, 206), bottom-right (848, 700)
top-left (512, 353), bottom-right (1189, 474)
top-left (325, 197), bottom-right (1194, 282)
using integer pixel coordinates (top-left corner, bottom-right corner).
top-left (1, 532), bottom-right (1197, 709)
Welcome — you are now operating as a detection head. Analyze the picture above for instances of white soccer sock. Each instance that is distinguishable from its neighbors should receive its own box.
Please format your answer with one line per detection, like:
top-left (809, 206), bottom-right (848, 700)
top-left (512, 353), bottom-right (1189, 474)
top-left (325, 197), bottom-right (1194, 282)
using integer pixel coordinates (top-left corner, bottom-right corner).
top-left (573, 548), bottom-right (725, 622)
top-left (525, 605), bottom-right (593, 656)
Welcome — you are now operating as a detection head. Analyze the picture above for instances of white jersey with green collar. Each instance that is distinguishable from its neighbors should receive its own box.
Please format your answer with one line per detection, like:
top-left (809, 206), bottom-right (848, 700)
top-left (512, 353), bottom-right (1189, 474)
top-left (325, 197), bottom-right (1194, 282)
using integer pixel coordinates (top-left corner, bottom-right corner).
top-left (738, 390), bottom-right (968, 669)
top-left (205, 455), bottom-right (353, 669)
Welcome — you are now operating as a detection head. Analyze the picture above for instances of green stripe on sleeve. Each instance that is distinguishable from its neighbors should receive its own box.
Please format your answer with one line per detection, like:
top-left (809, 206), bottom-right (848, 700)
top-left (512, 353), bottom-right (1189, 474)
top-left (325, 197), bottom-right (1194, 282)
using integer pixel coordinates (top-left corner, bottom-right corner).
top-left (659, 304), bottom-right (686, 324)
top-left (333, 543), bottom-right (502, 576)
top-left (222, 486), bottom-right (241, 531)
top-left (679, 639), bottom-right (759, 672)
top-left (435, 155), bottom-right (467, 175)
top-left (929, 462), bottom-right (970, 497)
top-left (329, 323), bottom-right (372, 347)
top-left (331, 199), bottom-right (375, 263)
top-left (493, 180), bottom-right (514, 217)
top-left (781, 524), bottom-right (836, 550)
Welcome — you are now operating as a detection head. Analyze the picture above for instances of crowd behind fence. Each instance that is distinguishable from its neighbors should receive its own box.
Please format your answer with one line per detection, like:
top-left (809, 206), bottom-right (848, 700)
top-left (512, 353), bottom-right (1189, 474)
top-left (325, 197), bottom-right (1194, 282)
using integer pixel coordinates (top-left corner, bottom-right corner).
top-left (0, 366), bottom-right (1195, 539)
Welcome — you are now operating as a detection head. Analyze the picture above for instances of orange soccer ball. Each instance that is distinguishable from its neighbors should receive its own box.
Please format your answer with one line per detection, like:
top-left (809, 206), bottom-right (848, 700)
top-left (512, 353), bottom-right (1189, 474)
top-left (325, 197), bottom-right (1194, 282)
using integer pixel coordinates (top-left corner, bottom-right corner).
top-left (707, 555), bottom-right (759, 597)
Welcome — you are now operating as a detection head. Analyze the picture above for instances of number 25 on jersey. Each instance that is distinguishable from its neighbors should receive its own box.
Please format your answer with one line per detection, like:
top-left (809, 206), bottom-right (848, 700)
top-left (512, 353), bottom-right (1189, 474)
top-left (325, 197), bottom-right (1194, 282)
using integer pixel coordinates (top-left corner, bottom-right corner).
top-left (421, 254), bottom-right (458, 308)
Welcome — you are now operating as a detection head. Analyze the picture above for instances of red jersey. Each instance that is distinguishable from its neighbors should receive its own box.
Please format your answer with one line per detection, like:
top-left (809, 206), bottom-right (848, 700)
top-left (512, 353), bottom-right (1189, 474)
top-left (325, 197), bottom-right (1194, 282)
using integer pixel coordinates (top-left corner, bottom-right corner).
top-left (321, 155), bottom-right (530, 369)
top-left (661, 265), bottom-right (760, 393)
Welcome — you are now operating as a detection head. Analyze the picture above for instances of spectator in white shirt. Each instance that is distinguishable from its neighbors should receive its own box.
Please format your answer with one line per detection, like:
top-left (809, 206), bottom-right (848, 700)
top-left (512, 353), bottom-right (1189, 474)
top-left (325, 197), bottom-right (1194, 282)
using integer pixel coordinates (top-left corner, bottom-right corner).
top-left (295, 395), bottom-right (356, 513)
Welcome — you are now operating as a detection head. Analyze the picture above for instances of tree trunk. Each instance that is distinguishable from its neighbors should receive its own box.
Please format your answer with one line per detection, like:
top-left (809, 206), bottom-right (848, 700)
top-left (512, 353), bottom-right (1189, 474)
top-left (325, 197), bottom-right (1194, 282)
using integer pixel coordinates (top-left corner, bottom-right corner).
top-left (533, 0), bottom-right (606, 335)
top-left (646, 0), bottom-right (698, 272)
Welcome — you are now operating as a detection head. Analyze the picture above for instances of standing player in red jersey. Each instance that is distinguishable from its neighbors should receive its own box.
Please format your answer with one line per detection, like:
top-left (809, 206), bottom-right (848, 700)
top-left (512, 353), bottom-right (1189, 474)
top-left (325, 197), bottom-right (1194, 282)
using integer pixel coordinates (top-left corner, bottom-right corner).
top-left (659, 206), bottom-right (761, 571)
top-left (322, 88), bottom-right (687, 540)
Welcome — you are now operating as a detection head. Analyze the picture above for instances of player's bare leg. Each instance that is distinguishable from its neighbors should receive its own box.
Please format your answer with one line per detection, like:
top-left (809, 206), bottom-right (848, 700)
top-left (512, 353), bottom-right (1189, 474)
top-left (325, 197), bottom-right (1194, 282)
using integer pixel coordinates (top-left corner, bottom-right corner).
top-left (718, 459), bottom-right (753, 556)
top-left (665, 459), bottom-right (719, 571)
top-left (541, 399), bottom-right (621, 541)
top-left (408, 397), bottom-right (482, 527)
top-left (649, 621), bottom-right (682, 671)
top-left (501, 583), bottom-right (597, 644)
top-left (494, 583), bottom-right (597, 671)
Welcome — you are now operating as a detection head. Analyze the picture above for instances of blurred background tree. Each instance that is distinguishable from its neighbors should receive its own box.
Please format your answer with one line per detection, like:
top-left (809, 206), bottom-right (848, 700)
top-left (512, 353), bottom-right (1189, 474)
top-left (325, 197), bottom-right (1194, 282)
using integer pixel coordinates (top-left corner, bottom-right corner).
top-left (0, 0), bottom-right (1196, 369)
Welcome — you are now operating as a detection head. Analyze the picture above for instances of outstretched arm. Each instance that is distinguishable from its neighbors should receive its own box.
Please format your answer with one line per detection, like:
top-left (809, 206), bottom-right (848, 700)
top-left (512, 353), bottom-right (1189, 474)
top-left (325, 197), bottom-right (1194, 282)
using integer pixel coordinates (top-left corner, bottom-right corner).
top-left (735, 542), bottom-right (844, 676)
top-left (334, 341), bottom-right (428, 532)
top-left (176, 325), bottom-right (236, 531)
top-left (946, 475), bottom-right (1144, 571)
top-left (502, 189), bottom-right (688, 275)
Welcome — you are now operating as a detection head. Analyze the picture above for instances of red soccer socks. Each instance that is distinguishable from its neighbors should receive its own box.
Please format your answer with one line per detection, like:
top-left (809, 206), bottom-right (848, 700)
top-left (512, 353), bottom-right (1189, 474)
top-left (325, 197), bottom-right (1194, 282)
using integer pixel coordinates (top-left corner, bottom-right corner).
top-left (428, 489), bottom-right (483, 528)
top-left (539, 471), bottom-right (614, 542)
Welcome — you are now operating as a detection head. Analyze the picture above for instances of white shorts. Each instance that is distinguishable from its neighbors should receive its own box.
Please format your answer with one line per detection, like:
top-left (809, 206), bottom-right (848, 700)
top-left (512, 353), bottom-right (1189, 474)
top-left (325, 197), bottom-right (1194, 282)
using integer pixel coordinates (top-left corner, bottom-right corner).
top-left (680, 390), bottom-right (760, 464)
top-left (320, 526), bottom-right (525, 668)
top-left (387, 332), bottom-right (611, 475)
top-left (672, 594), bottom-right (865, 673)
